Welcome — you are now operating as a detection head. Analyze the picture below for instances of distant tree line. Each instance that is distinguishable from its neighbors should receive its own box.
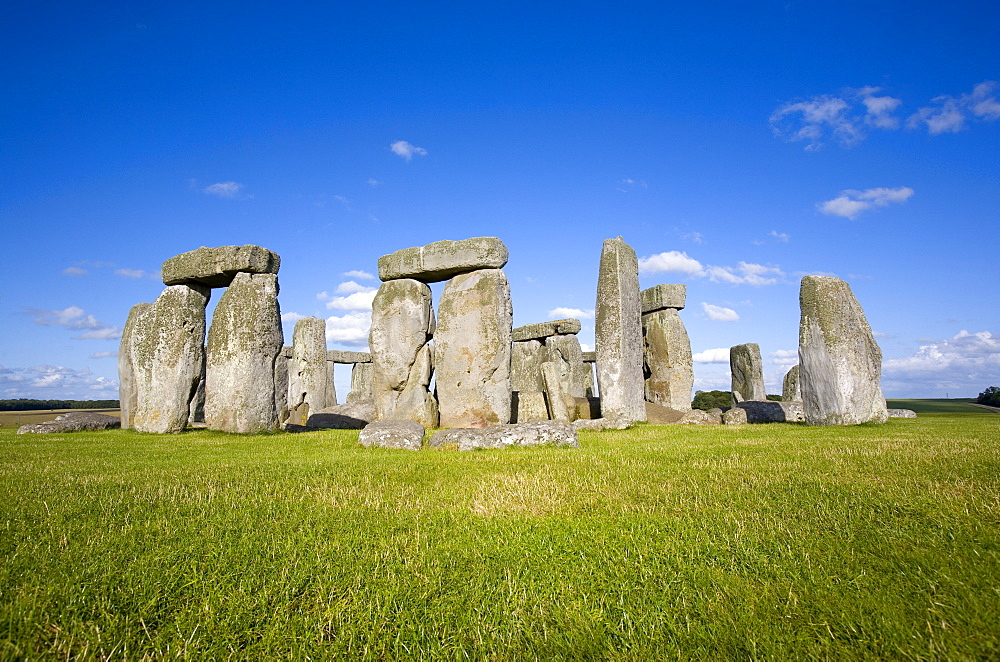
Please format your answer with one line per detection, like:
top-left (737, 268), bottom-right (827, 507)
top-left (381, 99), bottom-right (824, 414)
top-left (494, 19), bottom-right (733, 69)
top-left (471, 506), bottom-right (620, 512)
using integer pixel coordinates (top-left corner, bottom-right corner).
top-left (975, 386), bottom-right (1000, 408)
top-left (0, 399), bottom-right (120, 411)
top-left (691, 390), bottom-right (782, 410)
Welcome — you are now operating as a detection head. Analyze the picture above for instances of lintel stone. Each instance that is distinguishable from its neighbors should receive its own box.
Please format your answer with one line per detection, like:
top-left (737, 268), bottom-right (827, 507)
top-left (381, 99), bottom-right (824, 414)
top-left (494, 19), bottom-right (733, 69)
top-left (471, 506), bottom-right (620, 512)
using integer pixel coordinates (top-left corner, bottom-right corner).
top-left (641, 284), bottom-right (686, 313)
top-left (327, 350), bottom-right (372, 364)
top-left (377, 237), bottom-right (508, 282)
top-left (511, 318), bottom-right (581, 342)
top-left (162, 245), bottom-right (280, 287)
top-left (582, 351), bottom-right (596, 363)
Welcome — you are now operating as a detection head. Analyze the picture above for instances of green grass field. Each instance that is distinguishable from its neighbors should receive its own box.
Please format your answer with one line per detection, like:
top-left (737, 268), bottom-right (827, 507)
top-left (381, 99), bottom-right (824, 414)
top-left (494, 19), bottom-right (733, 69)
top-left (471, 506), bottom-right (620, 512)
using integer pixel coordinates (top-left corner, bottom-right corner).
top-left (1, 404), bottom-right (998, 659)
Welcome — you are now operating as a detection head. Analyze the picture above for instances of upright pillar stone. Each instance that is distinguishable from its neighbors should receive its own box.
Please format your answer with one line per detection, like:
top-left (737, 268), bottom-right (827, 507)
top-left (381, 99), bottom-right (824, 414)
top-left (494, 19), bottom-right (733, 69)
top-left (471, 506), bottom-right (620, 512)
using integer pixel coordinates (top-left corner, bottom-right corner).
top-left (641, 284), bottom-right (693, 410)
top-left (511, 339), bottom-right (545, 392)
top-left (546, 334), bottom-right (587, 398)
top-left (541, 361), bottom-right (571, 422)
top-left (435, 268), bottom-right (513, 427)
top-left (287, 316), bottom-right (331, 426)
top-left (369, 279), bottom-right (437, 427)
top-left (130, 284), bottom-right (210, 433)
top-left (782, 365), bottom-right (801, 402)
top-left (118, 302), bottom-right (152, 429)
top-left (348, 362), bottom-right (375, 404)
top-left (205, 272), bottom-right (283, 433)
top-left (730, 343), bottom-right (766, 405)
top-left (799, 276), bottom-right (888, 425)
top-left (595, 237), bottom-right (645, 423)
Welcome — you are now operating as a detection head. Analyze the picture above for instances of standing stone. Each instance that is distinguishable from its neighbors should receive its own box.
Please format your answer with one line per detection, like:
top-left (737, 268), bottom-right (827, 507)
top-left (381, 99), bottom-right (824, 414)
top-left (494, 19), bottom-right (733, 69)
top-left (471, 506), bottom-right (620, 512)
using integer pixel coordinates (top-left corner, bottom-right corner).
top-left (511, 339), bottom-right (545, 392)
top-left (130, 284), bottom-right (210, 433)
top-left (118, 302), bottom-right (152, 429)
top-left (189, 359), bottom-right (206, 423)
top-left (546, 334), bottom-right (587, 398)
top-left (541, 361), bottom-right (571, 422)
top-left (435, 268), bottom-right (512, 428)
top-left (369, 279), bottom-right (437, 427)
top-left (274, 351), bottom-right (289, 425)
top-left (205, 272), bottom-right (283, 433)
top-left (287, 317), bottom-right (331, 426)
top-left (799, 276), bottom-right (888, 425)
top-left (348, 362), bottom-right (375, 404)
top-left (642, 308), bottom-right (694, 410)
top-left (595, 237), bottom-right (645, 423)
top-left (513, 391), bottom-right (549, 422)
top-left (582, 356), bottom-right (596, 397)
top-left (730, 343), bottom-right (766, 405)
top-left (782, 364), bottom-right (801, 402)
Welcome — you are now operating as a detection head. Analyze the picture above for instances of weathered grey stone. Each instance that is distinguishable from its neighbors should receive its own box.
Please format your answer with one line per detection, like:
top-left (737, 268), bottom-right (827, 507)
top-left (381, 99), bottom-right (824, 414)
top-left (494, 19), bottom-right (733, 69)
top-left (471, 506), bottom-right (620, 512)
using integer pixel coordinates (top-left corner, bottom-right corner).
top-left (511, 319), bottom-right (582, 342)
top-left (118, 302), bottom-right (152, 429)
top-left (281, 345), bottom-right (293, 359)
top-left (888, 408), bottom-right (917, 418)
top-left (307, 399), bottom-right (375, 429)
top-left (327, 350), bottom-right (371, 364)
top-left (541, 361), bottom-right (571, 422)
top-left (645, 402), bottom-right (686, 424)
top-left (17, 412), bottom-right (121, 434)
top-left (327, 361), bottom-right (337, 406)
top-left (513, 391), bottom-right (549, 422)
top-left (189, 361), bottom-right (206, 423)
top-left (347, 362), bottom-right (375, 404)
top-left (429, 422), bottom-right (578, 450)
top-left (359, 420), bottom-right (424, 451)
top-left (131, 284), bottom-right (210, 434)
top-left (287, 317), bottom-right (331, 426)
top-left (583, 361), bottom-right (596, 397)
top-left (274, 353), bottom-right (289, 424)
top-left (723, 407), bottom-right (748, 425)
top-left (734, 400), bottom-right (805, 423)
top-left (572, 417), bottom-right (630, 431)
top-left (799, 276), bottom-right (888, 426)
top-left (511, 339), bottom-right (545, 392)
top-left (595, 237), bottom-right (646, 423)
top-left (641, 284), bottom-right (686, 313)
top-left (378, 237), bottom-right (508, 283)
top-left (574, 397), bottom-right (601, 420)
top-left (642, 308), bottom-right (693, 410)
top-left (204, 272), bottom-right (283, 433)
top-left (582, 352), bottom-right (597, 363)
top-left (435, 268), bottom-right (512, 428)
top-left (162, 245), bottom-right (280, 287)
top-left (369, 279), bottom-right (438, 427)
top-left (730, 343), bottom-right (766, 405)
top-left (677, 409), bottom-right (722, 425)
top-left (782, 364), bottom-right (801, 402)
top-left (546, 334), bottom-right (587, 398)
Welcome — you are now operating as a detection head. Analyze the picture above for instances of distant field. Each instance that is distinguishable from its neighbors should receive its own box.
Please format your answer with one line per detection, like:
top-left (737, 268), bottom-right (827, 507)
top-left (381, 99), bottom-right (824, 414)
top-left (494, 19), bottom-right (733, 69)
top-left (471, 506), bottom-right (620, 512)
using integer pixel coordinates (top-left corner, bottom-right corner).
top-left (1, 411), bottom-right (998, 659)
top-left (885, 398), bottom-right (990, 414)
top-left (0, 409), bottom-right (121, 427)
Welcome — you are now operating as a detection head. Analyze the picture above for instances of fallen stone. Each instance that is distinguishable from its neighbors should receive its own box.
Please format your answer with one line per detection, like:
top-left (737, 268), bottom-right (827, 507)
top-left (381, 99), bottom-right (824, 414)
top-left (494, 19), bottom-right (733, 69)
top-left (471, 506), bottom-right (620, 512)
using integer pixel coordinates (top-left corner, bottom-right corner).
top-left (782, 364), bottom-right (801, 402)
top-left (513, 391), bottom-right (549, 422)
top-left (378, 237), bottom-right (508, 283)
top-left (723, 407), bottom-right (748, 425)
top-left (730, 343), bottom-right (766, 405)
top-left (888, 409), bottom-right (917, 418)
top-left (359, 420), bottom-right (424, 450)
top-left (18, 412), bottom-right (121, 434)
top-left (307, 400), bottom-right (376, 429)
top-left (799, 276), bottom-right (888, 426)
top-left (572, 417), bottom-right (630, 431)
top-left (130, 284), bottom-right (210, 434)
top-left (429, 422), bottom-right (578, 450)
top-left (204, 272), bottom-right (283, 433)
top-left (161, 245), bottom-right (280, 287)
top-left (435, 268), bottom-right (512, 428)
top-left (641, 284), bottom-right (686, 313)
top-left (595, 237), bottom-right (646, 423)
top-left (511, 319), bottom-right (582, 342)
top-left (643, 308), bottom-right (693, 411)
top-left (677, 409), bottom-right (722, 425)
top-left (327, 350), bottom-right (372, 364)
top-left (645, 402), bottom-right (686, 424)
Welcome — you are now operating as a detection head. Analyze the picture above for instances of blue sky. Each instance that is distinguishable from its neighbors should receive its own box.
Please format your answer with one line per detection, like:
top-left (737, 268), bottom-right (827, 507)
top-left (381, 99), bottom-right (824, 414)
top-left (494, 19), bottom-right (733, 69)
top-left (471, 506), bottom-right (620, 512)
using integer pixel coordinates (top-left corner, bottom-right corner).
top-left (2, 1), bottom-right (997, 401)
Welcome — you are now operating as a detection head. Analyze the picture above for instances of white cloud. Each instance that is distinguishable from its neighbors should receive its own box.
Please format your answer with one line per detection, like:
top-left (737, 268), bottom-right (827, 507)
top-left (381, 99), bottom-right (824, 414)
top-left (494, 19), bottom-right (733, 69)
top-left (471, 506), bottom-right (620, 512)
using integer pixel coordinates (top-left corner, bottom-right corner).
top-left (281, 312), bottom-right (306, 323)
top-left (693, 348), bottom-right (730, 363)
top-left (75, 328), bottom-right (120, 340)
top-left (706, 262), bottom-right (782, 286)
top-left (390, 140), bottom-right (428, 161)
top-left (701, 302), bottom-right (739, 321)
top-left (23, 305), bottom-right (121, 340)
top-left (818, 186), bottom-right (914, 220)
top-left (771, 86), bottom-right (901, 150)
top-left (202, 181), bottom-right (245, 198)
top-left (882, 330), bottom-right (1000, 397)
top-left (638, 251), bottom-right (705, 276)
top-left (616, 178), bottom-right (648, 192)
top-left (770, 349), bottom-right (798, 368)
top-left (62, 266), bottom-right (87, 277)
top-left (336, 280), bottom-right (377, 295)
top-left (115, 268), bottom-right (153, 279)
top-left (0, 364), bottom-right (119, 399)
top-left (320, 289), bottom-right (377, 311)
top-left (908, 81), bottom-right (1000, 134)
top-left (91, 351), bottom-right (117, 359)
top-left (325, 312), bottom-right (371, 347)
top-left (769, 230), bottom-right (790, 242)
top-left (343, 270), bottom-right (376, 280)
top-left (367, 178), bottom-right (381, 187)
top-left (548, 307), bottom-right (595, 320)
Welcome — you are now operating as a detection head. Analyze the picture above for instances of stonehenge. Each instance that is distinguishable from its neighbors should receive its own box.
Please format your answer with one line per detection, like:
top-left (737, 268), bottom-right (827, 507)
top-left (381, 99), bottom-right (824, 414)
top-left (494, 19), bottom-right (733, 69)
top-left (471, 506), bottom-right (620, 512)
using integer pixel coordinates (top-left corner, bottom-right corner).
top-left (120, 240), bottom-right (891, 438)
